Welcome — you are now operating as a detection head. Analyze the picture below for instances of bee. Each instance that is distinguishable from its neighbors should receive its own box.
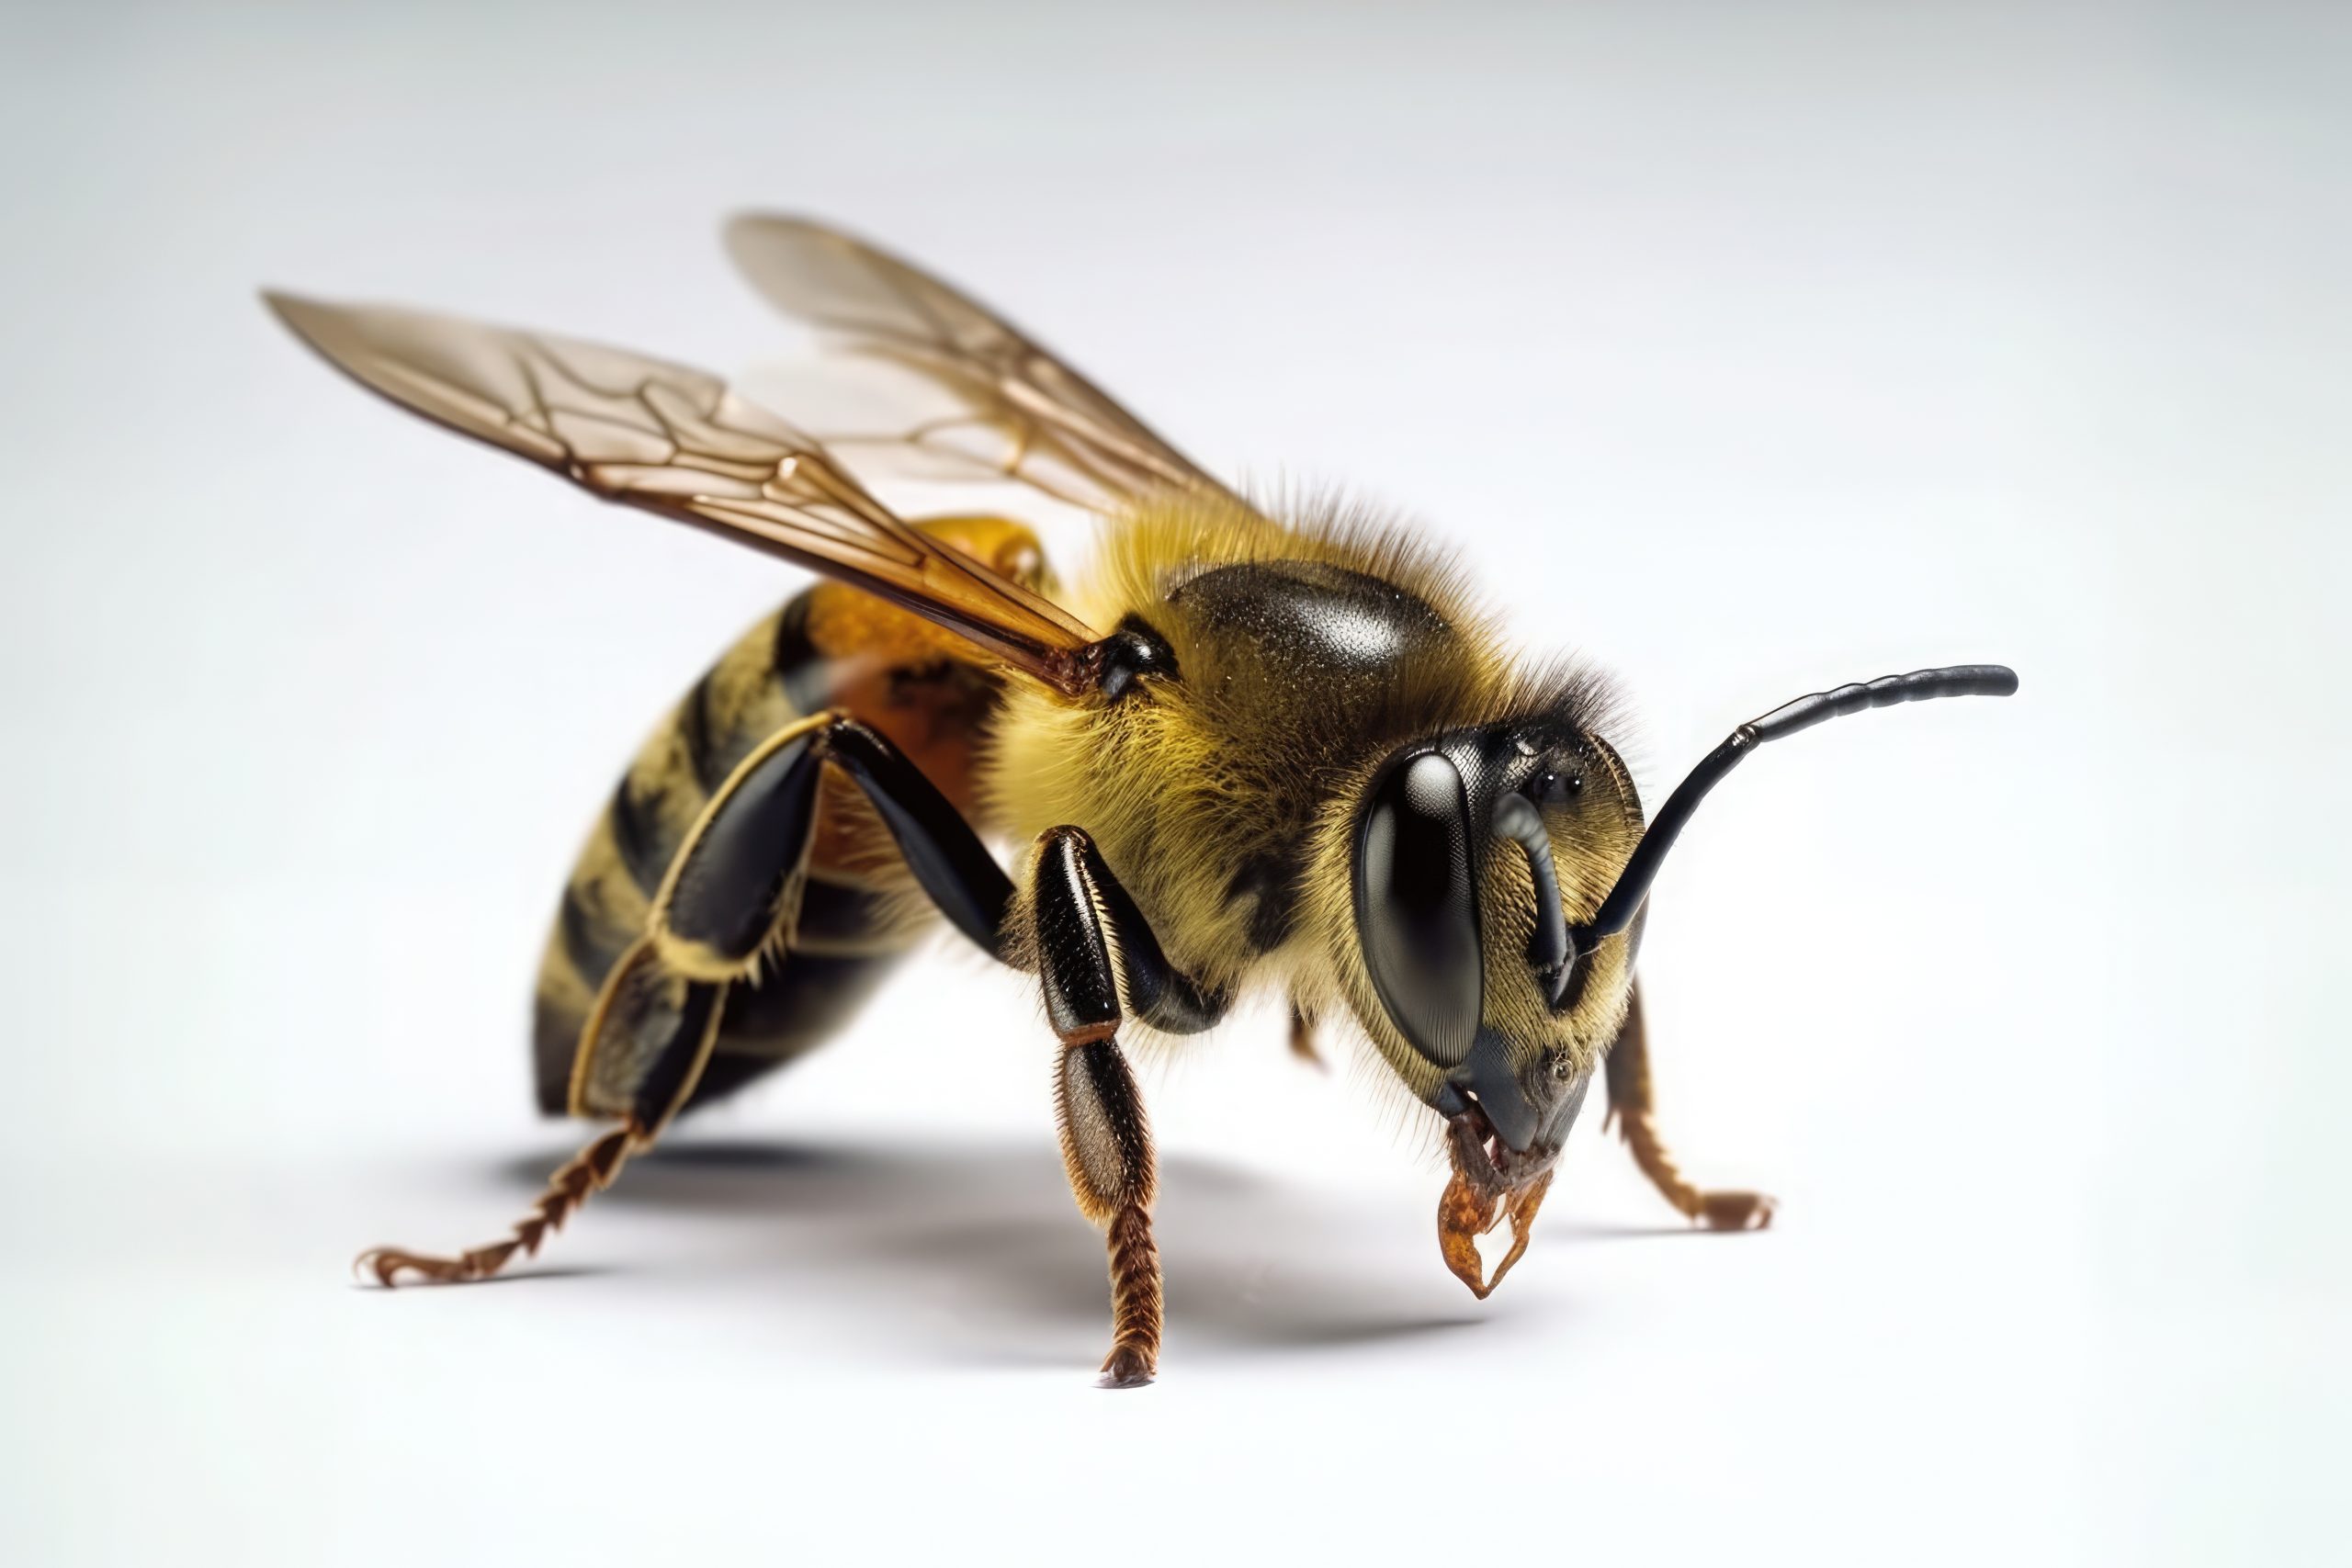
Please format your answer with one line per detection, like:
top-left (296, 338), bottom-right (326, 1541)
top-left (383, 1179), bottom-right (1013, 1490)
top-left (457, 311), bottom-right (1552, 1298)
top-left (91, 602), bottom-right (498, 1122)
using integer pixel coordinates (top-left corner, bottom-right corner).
top-left (266, 216), bottom-right (2017, 1388)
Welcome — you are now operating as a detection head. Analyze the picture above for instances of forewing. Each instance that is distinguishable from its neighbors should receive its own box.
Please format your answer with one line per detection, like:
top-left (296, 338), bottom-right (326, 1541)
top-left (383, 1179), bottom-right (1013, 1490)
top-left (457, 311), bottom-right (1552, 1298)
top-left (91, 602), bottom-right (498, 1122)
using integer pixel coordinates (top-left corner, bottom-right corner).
top-left (724, 215), bottom-right (1244, 514)
top-left (266, 293), bottom-right (1102, 692)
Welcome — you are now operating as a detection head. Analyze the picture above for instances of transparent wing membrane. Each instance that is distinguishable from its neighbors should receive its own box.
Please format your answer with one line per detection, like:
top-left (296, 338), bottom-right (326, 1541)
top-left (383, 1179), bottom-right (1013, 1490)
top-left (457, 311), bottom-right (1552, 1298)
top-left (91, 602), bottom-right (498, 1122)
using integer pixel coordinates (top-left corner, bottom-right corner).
top-left (725, 215), bottom-right (1243, 516)
top-left (266, 292), bottom-right (1103, 691)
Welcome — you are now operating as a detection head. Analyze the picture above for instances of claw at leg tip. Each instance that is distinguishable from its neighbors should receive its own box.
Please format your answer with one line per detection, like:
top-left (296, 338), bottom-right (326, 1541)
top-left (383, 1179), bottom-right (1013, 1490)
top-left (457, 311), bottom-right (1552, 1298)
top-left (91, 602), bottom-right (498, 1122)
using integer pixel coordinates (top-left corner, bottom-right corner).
top-left (1695, 1190), bottom-right (1779, 1231)
top-left (1097, 1346), bottom-right (1156, 1389)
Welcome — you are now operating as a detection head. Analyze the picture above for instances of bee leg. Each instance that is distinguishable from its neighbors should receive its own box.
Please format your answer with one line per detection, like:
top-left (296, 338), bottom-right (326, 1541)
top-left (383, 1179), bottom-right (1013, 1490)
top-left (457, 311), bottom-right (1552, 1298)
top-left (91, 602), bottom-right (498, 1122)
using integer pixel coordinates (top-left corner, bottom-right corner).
top-left (356, 942), bottom-right (724, 1285)
top-left (1287, 997), bottom-right (1325, 1070)
top-left (358, 714), bottom-right (866, 1288)
top-left (358, 708), bottom-right (1019, 1290)
top-left (1056, 1040), bottom-right (1159, 1390)
top-left (1601, 985), bottom-right (1777, 1231)
top-left (818, 718), bottom-right (1014, 959)
top-left (820, 738), bottom-right (1221, 1384)
top-left (356, 1121), bottom-right (647, 1286)
top-left (794, 731), bottom-right (1212, 1383)
top-left (1031, 827), bottom-right (1232, 1389)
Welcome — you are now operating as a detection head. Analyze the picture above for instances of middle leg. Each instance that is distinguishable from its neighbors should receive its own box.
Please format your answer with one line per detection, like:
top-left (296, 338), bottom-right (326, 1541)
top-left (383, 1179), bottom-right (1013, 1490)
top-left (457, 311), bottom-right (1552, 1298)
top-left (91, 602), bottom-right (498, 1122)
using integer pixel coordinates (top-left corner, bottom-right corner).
top-left (1028, 825), bottom-right (1229, 1388)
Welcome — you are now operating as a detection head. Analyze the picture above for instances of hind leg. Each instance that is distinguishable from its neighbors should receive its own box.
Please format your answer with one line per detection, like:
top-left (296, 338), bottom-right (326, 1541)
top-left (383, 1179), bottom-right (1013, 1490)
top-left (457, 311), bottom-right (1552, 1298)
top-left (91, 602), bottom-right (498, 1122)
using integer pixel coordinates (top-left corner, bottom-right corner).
top-left (357, 938), bottom-right (726, 1284)
top-left (358, 1126), bottom-right (640, 1285)
top-left (1603, 985), bottom-right (1777, 1231)
top-left (357, 710), bottom-right (1018, 1288)
top-left (354, 711), bottom-right (846, 1287)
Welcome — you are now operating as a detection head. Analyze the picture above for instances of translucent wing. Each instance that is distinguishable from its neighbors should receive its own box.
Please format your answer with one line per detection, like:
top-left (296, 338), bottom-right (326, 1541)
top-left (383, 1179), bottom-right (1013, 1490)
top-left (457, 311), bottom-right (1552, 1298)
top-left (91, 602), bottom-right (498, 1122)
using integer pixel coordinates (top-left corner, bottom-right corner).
top-left (724, 215), bottom-right (1244, 514)
top-left (266, 293), bottom-right (1104, 694)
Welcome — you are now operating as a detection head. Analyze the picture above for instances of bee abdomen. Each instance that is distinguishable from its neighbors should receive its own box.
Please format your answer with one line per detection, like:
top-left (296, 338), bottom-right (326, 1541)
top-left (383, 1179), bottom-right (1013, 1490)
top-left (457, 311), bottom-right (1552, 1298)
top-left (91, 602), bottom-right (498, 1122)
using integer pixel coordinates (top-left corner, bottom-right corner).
top-left (531, 591), bottom-right (921, 1113)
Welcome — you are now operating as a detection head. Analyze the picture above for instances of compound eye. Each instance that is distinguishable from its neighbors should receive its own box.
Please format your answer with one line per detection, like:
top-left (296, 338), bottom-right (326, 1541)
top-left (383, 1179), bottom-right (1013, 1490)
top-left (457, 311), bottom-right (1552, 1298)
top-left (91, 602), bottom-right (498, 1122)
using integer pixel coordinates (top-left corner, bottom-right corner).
top-left (1352, 750), bottom-right (1483, 1068)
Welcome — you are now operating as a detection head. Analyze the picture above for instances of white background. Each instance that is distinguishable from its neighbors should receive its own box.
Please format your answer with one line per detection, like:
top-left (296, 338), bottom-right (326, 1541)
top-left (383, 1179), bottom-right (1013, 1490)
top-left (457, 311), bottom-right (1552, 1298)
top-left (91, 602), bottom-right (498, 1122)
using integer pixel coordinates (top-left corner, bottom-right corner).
top-left (2, 3), bottom-right (2344, 1563)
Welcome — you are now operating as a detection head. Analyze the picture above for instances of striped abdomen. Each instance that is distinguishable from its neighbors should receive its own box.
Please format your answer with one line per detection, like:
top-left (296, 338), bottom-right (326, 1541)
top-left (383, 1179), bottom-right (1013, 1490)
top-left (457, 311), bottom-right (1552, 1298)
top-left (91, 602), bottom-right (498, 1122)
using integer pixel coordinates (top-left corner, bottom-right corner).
top-left (532, 518), bottom-right (1037, 1116)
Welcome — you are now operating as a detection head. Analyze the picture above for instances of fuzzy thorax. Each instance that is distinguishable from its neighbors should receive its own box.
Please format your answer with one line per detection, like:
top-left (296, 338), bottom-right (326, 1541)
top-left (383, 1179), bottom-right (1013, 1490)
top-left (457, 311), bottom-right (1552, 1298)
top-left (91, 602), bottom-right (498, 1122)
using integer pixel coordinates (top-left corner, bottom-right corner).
top-left (978, 491), bottom-right (1645, 1110)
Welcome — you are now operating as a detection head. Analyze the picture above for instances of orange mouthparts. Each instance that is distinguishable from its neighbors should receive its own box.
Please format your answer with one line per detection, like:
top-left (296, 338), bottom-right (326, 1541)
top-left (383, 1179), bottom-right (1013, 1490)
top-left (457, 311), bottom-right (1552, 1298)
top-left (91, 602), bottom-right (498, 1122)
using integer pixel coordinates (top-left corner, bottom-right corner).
top-left (1438, 1158), bottom-right (1555, 1300)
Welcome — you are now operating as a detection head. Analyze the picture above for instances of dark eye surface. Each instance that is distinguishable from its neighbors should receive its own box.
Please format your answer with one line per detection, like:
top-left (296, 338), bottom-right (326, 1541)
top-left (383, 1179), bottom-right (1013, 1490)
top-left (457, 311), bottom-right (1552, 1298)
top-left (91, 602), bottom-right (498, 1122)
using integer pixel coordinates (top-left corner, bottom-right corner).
top-left (1353, 750), bottom-right (1483, 1068)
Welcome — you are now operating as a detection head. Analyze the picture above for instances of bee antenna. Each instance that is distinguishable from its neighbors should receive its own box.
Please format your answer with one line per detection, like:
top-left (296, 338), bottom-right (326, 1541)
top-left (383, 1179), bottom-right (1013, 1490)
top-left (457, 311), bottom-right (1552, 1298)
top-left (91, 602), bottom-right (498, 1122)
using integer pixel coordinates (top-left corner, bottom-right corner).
top-left (1570, 664), bottom-right (2018, 953)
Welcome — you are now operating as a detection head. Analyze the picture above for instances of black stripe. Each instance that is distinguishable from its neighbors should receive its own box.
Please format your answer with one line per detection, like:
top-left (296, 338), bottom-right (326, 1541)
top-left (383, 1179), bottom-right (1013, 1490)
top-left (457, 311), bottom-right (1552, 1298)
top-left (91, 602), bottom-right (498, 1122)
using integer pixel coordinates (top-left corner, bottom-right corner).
top-left (532, 994), bottom-right (584, 1115)
top-left (684, 945), bottom-right (907, 1112)
top-left (795, 873), bottom-right (897, 948)
top-left (679, 671), bottom-right (725, 794)
top-left (716, 948), bottom-right (903, 1048)
top-left (558, 883), bottom-right (633, 988)
top-left (607, 779), bottom-right (667, 899)
top-left (677, 1050), bottom-right (788, 1109)
top-left (770, 593), bottom-right (836, 717)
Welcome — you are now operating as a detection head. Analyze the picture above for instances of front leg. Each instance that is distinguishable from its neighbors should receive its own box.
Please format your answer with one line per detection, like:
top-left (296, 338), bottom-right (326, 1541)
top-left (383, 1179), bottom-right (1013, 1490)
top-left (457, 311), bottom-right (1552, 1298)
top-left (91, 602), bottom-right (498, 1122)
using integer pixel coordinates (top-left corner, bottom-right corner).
top-left (1603, 984), bottom-right (1776, 1231)
top-left (1030, 826), bottom-right (1228, 1389)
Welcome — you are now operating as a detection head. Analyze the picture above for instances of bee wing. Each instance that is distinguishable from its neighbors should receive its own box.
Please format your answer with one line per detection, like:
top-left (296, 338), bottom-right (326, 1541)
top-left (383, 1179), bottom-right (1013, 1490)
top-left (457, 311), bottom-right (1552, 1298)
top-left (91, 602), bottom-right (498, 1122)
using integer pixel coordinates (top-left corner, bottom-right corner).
top-left (724, 214), bottom-right (1245, 514)
top-left (266, 293), bottom-right (1105, 694)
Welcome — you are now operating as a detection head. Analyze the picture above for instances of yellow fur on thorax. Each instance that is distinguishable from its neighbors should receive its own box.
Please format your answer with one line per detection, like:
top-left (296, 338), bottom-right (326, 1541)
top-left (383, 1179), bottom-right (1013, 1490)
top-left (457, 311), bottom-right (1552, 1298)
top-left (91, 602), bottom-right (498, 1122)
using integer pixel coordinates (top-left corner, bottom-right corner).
top-left (978, 491), bottom-right (1647, 1096)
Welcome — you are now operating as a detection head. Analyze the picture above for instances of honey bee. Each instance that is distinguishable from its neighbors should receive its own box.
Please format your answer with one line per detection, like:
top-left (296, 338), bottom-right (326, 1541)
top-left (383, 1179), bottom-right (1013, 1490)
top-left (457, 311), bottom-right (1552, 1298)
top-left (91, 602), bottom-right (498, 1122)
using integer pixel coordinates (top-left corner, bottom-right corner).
top-left (266, 216), bottom-right (2017, 1388)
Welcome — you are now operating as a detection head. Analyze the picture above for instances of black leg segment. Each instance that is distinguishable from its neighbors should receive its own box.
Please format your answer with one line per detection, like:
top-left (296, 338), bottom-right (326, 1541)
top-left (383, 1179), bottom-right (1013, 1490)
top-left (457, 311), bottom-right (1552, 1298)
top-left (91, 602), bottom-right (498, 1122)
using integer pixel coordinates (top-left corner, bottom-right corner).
top-left (825, 719), bottom-right (1013, 956)
top-left (1027, 823), bottom-right (1219, 1391)
top-left (1035, 829), bottom-right (1124, 1044)
top-left (1032, 827), bottom-right (1230, 1039)
top-left (662, 728), bottom-right (826, 965)
top-left (650, 712), bottom-right (1016, 973)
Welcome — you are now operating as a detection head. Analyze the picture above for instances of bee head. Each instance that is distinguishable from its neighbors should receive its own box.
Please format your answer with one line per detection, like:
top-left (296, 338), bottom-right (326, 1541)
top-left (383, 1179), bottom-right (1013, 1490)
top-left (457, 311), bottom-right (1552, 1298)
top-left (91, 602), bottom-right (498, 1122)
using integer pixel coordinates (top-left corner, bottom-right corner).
top-left (1346, 718), bottom-right (1645, 1205)
top-left (1341, 662), bottom-right (2017, 1294)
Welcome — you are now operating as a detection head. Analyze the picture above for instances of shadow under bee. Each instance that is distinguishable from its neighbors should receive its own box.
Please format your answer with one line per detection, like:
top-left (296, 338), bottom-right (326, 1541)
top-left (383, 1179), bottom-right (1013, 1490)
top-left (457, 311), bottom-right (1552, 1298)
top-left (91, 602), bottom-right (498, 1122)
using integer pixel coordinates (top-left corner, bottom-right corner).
top-left (483, 1137), bottom-right (1558, 1364)
top-left (475, 1136), bottom-right (1697, 1371)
